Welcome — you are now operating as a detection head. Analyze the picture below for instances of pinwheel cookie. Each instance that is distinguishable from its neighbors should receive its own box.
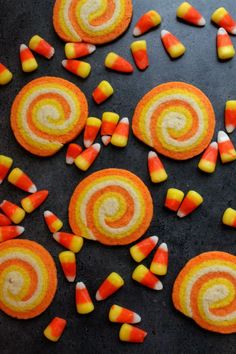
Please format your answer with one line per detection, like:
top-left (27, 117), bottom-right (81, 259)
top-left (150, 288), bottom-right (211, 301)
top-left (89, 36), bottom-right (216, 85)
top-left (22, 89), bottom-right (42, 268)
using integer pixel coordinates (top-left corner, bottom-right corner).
top-left (69, 168), bottom-right (153, 246)
top-left (53, 0), bottom-right (133, 44)
top-left (11, 77), bottom-right (88, 157)
top-left (173, 251), bottom-right (236, 334)
top-left (132, 82), bottom-right (215, 160)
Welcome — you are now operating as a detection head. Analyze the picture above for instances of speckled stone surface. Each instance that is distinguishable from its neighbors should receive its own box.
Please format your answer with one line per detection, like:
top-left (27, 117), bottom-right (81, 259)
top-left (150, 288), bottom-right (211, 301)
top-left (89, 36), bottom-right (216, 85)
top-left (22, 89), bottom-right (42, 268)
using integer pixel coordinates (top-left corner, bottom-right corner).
top-left (0, 0), bottom-right (236, 353)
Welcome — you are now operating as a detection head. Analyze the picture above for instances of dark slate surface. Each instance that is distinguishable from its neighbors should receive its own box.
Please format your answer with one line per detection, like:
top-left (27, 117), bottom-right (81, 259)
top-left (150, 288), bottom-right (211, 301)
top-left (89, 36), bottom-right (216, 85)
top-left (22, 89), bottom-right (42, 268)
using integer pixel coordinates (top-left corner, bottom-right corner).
top-left (0, 0), bottom-right (236, 353)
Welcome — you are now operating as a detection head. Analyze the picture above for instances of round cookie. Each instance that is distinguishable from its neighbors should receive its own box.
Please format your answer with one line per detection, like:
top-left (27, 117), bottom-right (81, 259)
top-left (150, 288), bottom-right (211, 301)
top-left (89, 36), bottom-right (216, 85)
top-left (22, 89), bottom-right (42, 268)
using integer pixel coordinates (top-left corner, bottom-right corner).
top-left (69, 168), bottom-right (153, 246)
top-left (11, 76), bottom-right (88, 157)
top-left (132, 82), bottom-right (215, 160)
top-left (172, 251), bottom-right (236, 334)
top-left (0, 239), bottom-right (57, 319)
top-left (53, 0), bottom-right (133, 44)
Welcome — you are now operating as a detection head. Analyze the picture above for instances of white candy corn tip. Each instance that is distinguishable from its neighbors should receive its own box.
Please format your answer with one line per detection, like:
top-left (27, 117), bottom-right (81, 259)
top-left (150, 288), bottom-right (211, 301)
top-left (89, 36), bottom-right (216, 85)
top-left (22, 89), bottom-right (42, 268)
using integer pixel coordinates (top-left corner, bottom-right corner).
top-left (148, 151), bottom-right (157, 159)
top-left (226, 125), bottom-right (235, 134)
top-left (53, 232), bottom-right (59, 241)
top-left (66, 275), bottom-right (76, 282)
top-left (17, 226), bottom-right (25, 235)
top-left (95, 291), bottom-right (102, 301)
top-left (84, 139), bottom-right (92, 148)
top-left (88, 44), bottom-right (96, 54)
top-left (28, 184), bottom-right (37, 193)
top-left (48, 47), bottom-right (55, 59)
top-left (44, 210), bottom-right (52, 217)
top-left (20, 44), bottom-right (28, 52)
top-left (0, 179), bottom-right (3, 184)
top-left (210, 141), bottom-right (218, 149)
top-left (218, 27), bottom-right (227, 36)
top-left (159, 242), bottom-right (168, 252)
top-left (101, 135), bottom-right (111, 146)
top-left (0, 200), bottom-right (5, 207)
top-left (198, 17), bottom-right (206, 26)
top-left (62, 60), bottom-right (67, 68)
top-left (92, 143), bottom-right (101, 152)
top-left (133, 313), bottom-right (141, 324)
top-left (66, 156), bottom-right (74, 165)
top-left (177, 209), bottom-right (185, 218)
top-left (154, 280), bottom-right (163, 291)
top-left (218, 130), bottom-right (229, 142)
top-left (231, 27), bottom-right (236, 35)
top-left (150, 235), bottom-right (159, 245)
top-left (133, 27), bottom-right (141, 37)
top-left (120, 117), bottom-right (129, 125)
top-left (76, 282), bottom-right (86, 290)
top-left (161, 30), bottom-right (169, 38)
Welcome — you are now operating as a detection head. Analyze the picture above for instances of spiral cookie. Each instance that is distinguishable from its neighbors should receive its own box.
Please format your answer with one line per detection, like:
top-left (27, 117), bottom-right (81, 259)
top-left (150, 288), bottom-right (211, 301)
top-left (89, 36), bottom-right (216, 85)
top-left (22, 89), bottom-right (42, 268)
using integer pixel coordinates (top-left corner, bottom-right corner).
top-left (0, 239), bottom-right (57, 319)
top-left (69, 168), bottom-right (153, 246)
top-left (11, 77), bottom-right (88, 157)
top-left (132, 82), bottom-right (215, 160)
top-left (53, 0), bottom-right (133, 44)
top-left (172, 251), bottom-right (236, 334)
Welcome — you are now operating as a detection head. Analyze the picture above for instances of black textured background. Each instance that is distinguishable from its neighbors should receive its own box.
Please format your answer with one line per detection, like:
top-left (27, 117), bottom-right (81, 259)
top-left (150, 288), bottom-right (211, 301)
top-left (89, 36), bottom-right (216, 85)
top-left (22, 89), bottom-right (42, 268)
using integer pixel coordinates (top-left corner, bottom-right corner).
top-left (0, 0), bottom-right (236, 353)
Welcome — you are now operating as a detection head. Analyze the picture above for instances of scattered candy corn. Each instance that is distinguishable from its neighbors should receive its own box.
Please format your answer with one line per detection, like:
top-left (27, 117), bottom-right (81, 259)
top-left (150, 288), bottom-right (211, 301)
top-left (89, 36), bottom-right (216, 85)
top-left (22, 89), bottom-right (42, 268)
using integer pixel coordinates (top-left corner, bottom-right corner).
top-left (96, 272), bottom-right (124, 301)
top-left (177, 190), bottom-right (203, 218)
top-left (161, 30), bottom-right (186, 59)
top-left (119, 324), bottom-right (147, 343)
top-left (19, 44), bottom-right (38, 72)
top-left (132, 264), bottom-right (163, 290)
top-left (130, 40), bottom-right (149, 70)
top-left (21, 190), bottom-right (48, 213)
top-left (0, 213), bottom-right (11, 226)
top-left (225, 100), bottom-right (236, 133)
top-left (211, 7), bottom-right (236, 35)
top-left (83, 117), bottom-right (102, 148)
top-left (0, 225), bottom-right (24, 242)
top-left (44, 317), bottom-right (67, 342)
top-left (29, 35), bottom-right (55, 59)
top-left (110, 117), bottom-right (129, 147)
top-left (53, 232), bottom-right (83, 253)
top-left (217, 28), bottom-right (235, 60)
top-left (59, 251), bottom-right (76, 282)
top-left (176, 2), bottom-right (206, 26)
top-left (133, 10), bottom-right (161, 36)
top-left (222, 208), bottom-right (236, 228)
top-left (150, 242), bottom-right (168, 276)
top-left (218, 130), bottom-right (236, 163)
top-left (74, 143), bottom-right (101, 171)
top-left (8, 167), bottom-right (37, 193)
top-left (0, 63), bottom-right (13, 85)
top-left (198, 142), bottom-right (218, 173)
top-left (66, 143), bottom-right (82, 165)
top-left (92, 80), bottom-right (114, 104)
top-left (130, 236), bottom-right (159, 262)
top-left (44, 210), bottom-right (63, 233)
top-left (62, 59), bottom-right (91, 79)
top-left (165, 188), bottom-right (185, 212)
top-left (109, 304), bottom-right (141, 324)
top-left (0, 200), bottom-right (25, 224)
top-left (65, 42), bottom-right (96, 59)
top-left (101, 112), bottom-right (119, 146)
top-left (148, 151), bottom-right (168, 183)
top-left (0, 155), bottom-right (13, 184)
top-left (105, 52), bottom-right (133, 73)
top-left (76, 282), bottom-right (94, 314)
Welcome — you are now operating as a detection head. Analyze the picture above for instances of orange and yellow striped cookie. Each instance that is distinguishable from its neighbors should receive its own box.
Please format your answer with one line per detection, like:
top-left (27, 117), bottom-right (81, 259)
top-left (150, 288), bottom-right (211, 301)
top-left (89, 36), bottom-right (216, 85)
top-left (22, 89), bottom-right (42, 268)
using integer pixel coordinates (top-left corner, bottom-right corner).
top-left (69, 168), bottom-right (153, 246)
top-left (53, 0), bottom-right (133, 44)
top-left (0, 239), bottom-right (57, 319)
top-left (132, 82), bottom-right (215, 160)
top-left (173, 251), bottom-right (236, 334)
top-left (10, 77), bottom-right (88, 157)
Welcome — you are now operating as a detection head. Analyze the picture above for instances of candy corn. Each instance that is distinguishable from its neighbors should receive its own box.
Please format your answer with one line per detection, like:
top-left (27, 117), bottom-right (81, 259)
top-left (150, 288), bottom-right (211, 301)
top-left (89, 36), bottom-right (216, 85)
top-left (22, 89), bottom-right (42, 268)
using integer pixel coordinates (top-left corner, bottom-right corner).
top-left (62, 59), bottom-right (91, 79)
top-left (66, 143), bottom-right (82, 165)
top-left (176, 2), bottom-right (206, 26)
top-left (165, 188), bottom-right (185, 212)
top-left (211, 7), bottom-right (236, 35)
top-left (74, 143), bottom-right (101, 171)
top-left (0, 63), bottom-right (13, 85)
top-left (225, 101), bottom-right (236, 133)
top-left (65, 42), bottom-right (96, 59)
top-left (0, 200), bottom-right (25, 224)
top-left (119, 324), bottom-right (147, 343)
top-left (177, 190), bottom-right (203, 218)
top-left (130, 40), bottom-right (149, 71)
top-left (75, 282), bottom-right (94, 314)
top-left (218, 131), bottom-right (236, 163)
top-left (44, 210), bottom-right (63, 233)
top-left (8, 168), bottom-right (37, 193)
top-left (53, 232), bottom-right (83, 253)
top-left (105, 52), bottom-right (133, 73)
top-left (19, 44), bottom-right (38, 72)
top-left (132, 264), bottom-right (163, 290)
top-left (0, 155), bottom-right (13, 183)
top-left (92, 80), bottom-right (114, 104)
top-left (161, 30), bottom-right (186, 59)
top-left (222, 208), bottom-right (236, 228)
top-left (130, 236), bottom-right (158, 262)
top-left (0, 225), bottom-right (24, 242)
top-left (29, 35), bottom-right (55, 59)
top-left (133, 10), bottom-right (161, 36)
top-left (0, 213), bottom-right (11, 226)
top-left (198, 142), bottom-right (218, 173)
top-left (101, 112), bottom-right (119, 146)
top-left (96, 272), bottom-right (124, 301)
top-left (109, 304), bottom-right (141, 324)
top-left (110, 117), bottom-right (129, 147)
top-left (59, 251), bottom-right (76, 282)
top-left (21, 190), bottom-right (48, 213)
top-left (150, 243), bottom-right (168, 276)
top-left (83, 117), bottom-right (102, 148)
top-left (44, 317), bottom-right (67, 342)
top-left (217, 28), bottom-right (235, 60)
top-left (148, 151), bottom-right (168, 183)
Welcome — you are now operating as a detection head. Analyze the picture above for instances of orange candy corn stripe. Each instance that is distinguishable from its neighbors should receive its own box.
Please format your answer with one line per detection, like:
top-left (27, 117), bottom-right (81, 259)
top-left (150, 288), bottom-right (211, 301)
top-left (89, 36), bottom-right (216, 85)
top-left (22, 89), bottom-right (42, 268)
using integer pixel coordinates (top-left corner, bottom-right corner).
top-left (109, 304), bottom-right (141, 324)
top-left (148, 151), bottom-right (168, 183)
top-left (92, 80), bottom-right (114, 104)
top-left (198, 142), bottom-right (218, 173)
top-left (130, 235), bottom-right (158, 262)
top-left (83, 117), bottom-right (102, 148)
top-left (59, 251), bottom-right (76, 282)
top-left (161, 30), bottom-right (186, 59)
top-left (176, 2), bottom-right (206, 26)
top-left (218, 130), bottom-right (236, 163)
top-left (44, 317), bottom-right (67, 342)
top-left (62, 59), bottom-right (91, 79)
top-left (75, 143), bottom-right (101, 171)
top-left (20, 44), bottom-right (38, 72)
top-left (44, 210), bottom-right (63, 233)
top-left (111, 117), bottom-right (129, 147)
top-left (150, 243), bottom-right (168, 276)
top-left (101, 112), bottom-right (119, 145)
top-left (130, 40), bottom-right (149, 71)
top-left (105, 52), bottom-right (133, 73)
top-left (0, 200), bottom-right (25, 224)
top-left (0, 213), bottom-right (11, 226)
top-left (96, 272), bottom-right (124, 301)
top-left (65, 43), bottom-right (96, 59)
top-left (53, 232), bottom-right (83, 253)
top-left (0, 226), bottom-right (24, 242)
top-left (132, 264), bottom-right (163, 290)
top-left (225, 101), bottom-right (236, 133)
top-left (165, 188), bottom-right (185, 212)
top-left (133, 10), bottom-right (161, 36)
top-left (0, 155), bottom-right (13, 184)
top-left (177, 190), bottom-right (203, 218)
top-left (29, 35), bottom-right (55, 59)
top-left (66, 143), bottom-right (82, 165)
top-left (75, 282), bottom-right (94, 314)
top-left (21, 190), bottom-right (48, 213)
top-left (119, 323), bottom-right (147, 343)
top-left (217, 28), bottom-right (235, 60)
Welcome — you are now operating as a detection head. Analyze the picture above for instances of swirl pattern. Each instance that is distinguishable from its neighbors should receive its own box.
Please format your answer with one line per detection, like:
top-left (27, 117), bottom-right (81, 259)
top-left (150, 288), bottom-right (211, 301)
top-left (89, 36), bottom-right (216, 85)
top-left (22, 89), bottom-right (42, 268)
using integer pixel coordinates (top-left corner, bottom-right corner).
top-left (0, 239), bottom-right (57, 319)
top-left (132, 82), bottom-right (215, 160)
top-left (11, 77), bottom-right (88, 157)
top-left (69, 168), bottom-right (153, 246)
top-left (53, 0), bottom-right (133, 44)
top-left (172, 251), bottom-right (236, 334)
